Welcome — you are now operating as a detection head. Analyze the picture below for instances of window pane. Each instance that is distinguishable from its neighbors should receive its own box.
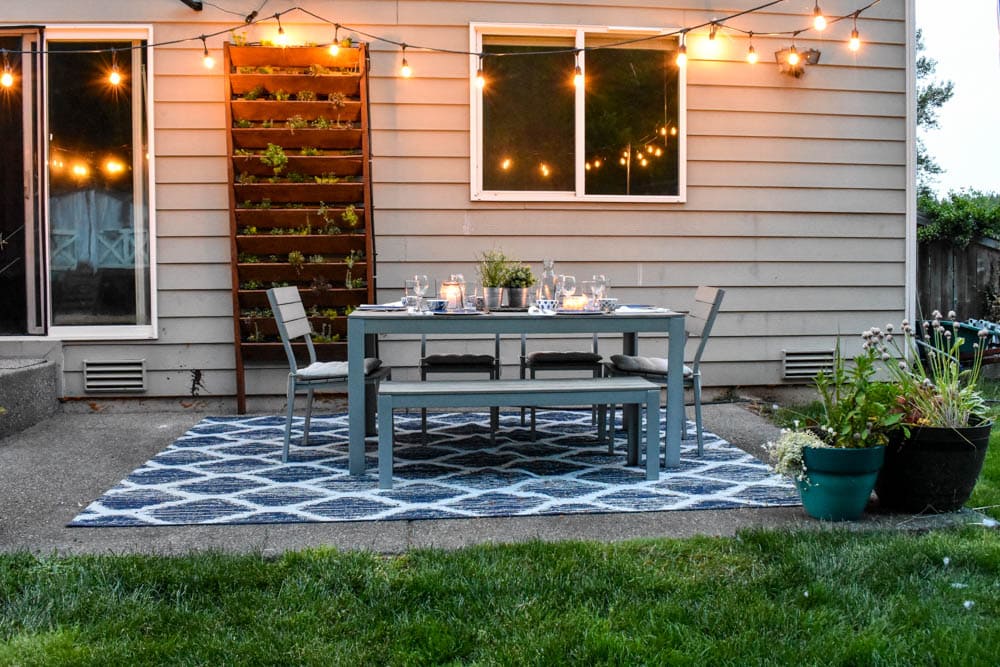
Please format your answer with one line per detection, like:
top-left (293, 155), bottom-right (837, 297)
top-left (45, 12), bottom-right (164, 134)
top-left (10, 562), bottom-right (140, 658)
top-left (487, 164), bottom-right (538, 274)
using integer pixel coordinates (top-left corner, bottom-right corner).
top-left (584, 44), bottom-right (679, 196)
top-left (482, 43), bottom-right (575, 191)
top-left (47, 41), bottom-right (150, 326)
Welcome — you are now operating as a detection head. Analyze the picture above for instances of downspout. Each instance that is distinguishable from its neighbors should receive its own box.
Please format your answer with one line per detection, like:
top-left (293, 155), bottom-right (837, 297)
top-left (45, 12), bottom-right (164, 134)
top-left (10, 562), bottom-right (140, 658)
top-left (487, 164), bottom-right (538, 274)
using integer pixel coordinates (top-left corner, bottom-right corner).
top-left (905, 0), bottom-right (917, 324)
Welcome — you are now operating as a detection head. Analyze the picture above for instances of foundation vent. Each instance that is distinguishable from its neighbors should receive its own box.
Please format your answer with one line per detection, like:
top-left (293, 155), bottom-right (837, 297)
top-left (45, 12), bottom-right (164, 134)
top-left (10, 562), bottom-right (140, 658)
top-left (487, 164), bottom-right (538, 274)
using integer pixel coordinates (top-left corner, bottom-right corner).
top-left (83, 359), bottom-right (147, 393)
top-left (782, 349), bottom-right (835, 381)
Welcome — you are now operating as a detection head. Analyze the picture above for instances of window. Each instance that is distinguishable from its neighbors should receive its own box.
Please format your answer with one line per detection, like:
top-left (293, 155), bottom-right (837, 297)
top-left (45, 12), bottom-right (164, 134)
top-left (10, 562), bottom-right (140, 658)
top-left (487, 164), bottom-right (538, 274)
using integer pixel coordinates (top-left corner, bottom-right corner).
top-left (45, 28), bottom-right (155, 338)
top-left (471, 25), bottom-right (685, 202)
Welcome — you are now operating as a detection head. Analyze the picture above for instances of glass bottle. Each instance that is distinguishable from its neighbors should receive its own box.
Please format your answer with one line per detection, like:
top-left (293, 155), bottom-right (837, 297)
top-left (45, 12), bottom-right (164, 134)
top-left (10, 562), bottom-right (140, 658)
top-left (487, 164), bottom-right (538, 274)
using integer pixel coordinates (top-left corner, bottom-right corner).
top-left (539, 259), bottom-right (558, 301)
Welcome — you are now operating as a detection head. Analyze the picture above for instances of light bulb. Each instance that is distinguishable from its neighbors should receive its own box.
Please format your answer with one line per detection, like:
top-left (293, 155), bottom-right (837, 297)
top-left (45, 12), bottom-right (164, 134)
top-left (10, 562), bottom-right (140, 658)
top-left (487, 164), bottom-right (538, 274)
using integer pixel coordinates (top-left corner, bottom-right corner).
top-left (501, 158), bottom-right (512, 170)
top-left (109, 67), bottom-right (122, 85)
top-left (787, 47), bottom-right (800, 66)
top-left (329, 43), bottom-right (340, 56)
top-left (475, 69), bottom-right (485, 88)
top-left (1, 70), bottom-right (12, 88)
top-left (619, 157), bottom-right (626, 166)
top-left (849, 29), bottom-right (861, 52)
top-left (400, 57), bottom-right (411, 78)
top-left (573, 65), bottom-right (583, 88)
top-left (813, 4), bottom-right (826, 31)
top-left (746, 44), bottom-right (758, 64)
top-left (593, 159), bottom-right (601, 168)
top-left (584, 162), bottom-right (591, 171)
top-left (675, 44), bottom-right (687, 68)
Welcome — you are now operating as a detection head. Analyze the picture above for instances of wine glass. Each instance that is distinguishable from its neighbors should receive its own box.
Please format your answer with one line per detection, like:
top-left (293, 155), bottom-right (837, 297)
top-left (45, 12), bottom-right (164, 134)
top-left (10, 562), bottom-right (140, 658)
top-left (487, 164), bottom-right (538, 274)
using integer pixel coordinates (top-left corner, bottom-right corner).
top-left (403, 279), bottom-right (421, 312)
top-left (560, 275), bottom-right (576, 298)
top-left (591, 274), bottom-right (608, 301)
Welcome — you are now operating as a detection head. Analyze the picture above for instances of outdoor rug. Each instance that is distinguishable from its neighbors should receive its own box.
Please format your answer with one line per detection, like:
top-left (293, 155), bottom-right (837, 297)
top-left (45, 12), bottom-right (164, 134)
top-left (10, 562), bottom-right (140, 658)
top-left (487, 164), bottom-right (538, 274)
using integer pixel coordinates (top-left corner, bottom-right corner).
top-left (70, 410), bottom-right (799, 526)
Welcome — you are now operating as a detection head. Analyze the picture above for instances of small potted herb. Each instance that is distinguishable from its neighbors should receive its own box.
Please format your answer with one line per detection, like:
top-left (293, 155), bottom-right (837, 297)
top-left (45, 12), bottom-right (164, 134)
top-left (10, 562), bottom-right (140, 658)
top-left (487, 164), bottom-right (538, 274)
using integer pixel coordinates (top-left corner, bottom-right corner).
top-left (477, 249), bottom-right (510, 309)
top-left (503, 264), bottom-right (536, 308)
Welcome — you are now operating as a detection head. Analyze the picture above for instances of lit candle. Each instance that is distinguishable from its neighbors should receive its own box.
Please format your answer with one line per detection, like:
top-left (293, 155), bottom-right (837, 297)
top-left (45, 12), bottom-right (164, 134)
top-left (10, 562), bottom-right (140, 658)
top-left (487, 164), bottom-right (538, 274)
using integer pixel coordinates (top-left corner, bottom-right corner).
top-left (440, 281), bottom-right (463, 310)
top-left (562, 295), bottom-right (588, 311)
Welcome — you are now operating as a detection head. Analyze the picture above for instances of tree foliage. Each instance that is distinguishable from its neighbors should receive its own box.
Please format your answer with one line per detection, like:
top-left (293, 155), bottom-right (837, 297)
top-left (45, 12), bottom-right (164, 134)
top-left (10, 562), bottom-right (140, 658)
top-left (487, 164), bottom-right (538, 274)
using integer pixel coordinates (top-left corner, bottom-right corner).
top-left (918, 190), bottom-right (1000, 247)
top-left (915, 29), bottom-right (955, 194)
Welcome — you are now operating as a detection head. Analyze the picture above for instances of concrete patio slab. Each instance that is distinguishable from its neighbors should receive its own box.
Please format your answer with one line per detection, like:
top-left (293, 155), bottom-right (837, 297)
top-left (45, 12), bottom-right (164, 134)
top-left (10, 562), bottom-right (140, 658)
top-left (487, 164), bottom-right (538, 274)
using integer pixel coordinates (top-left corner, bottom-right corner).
top-left (0, 402), bottom-right (982, 556)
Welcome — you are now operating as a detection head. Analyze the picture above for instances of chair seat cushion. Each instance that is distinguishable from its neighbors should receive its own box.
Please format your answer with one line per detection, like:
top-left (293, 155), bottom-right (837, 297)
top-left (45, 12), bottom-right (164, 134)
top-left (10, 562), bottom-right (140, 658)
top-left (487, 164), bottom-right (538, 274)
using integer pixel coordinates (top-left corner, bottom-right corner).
top-left (610, 354), bottom-right (693, 377)
top-left (526, 351), bottom-right (602, 365)
top-left (297, 357), bottom-right (382, 379)
top-left (422, 353), bottom-right (496, 367)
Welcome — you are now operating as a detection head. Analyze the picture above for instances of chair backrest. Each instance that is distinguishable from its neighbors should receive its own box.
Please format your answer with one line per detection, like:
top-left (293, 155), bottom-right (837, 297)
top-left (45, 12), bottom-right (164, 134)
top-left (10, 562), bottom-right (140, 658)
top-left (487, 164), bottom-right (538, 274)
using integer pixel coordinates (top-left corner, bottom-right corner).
top-left (686, 286), bottom-right (725, 368)
top-left (266, 286), bottom-right (316, 372)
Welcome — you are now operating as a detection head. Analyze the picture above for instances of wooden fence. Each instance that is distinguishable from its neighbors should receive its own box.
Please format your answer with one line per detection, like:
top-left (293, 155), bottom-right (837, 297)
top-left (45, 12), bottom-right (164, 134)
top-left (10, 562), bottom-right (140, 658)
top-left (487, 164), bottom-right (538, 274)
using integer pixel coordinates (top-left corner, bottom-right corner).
top-left (918, 237), bottom-right (1000, 321)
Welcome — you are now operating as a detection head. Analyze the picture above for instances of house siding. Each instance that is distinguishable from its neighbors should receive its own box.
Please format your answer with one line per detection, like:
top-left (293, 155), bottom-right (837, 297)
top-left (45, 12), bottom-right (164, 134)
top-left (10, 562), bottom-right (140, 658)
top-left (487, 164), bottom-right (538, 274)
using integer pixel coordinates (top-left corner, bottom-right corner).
top-left (1, 0), bottom-right (910, 398)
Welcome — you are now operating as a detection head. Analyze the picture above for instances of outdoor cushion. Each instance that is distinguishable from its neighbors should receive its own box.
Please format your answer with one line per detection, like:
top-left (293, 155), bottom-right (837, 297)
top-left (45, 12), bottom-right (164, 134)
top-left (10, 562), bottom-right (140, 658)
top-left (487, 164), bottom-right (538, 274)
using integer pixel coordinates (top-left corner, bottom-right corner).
top-left (297, 357), bottom-right (382, 379)
top-left (526, 351), bottom-right (602, 365)
top-left (610, 354), bottom-right (693, 377)
top-left (423, 353), bottom-right (495, 366)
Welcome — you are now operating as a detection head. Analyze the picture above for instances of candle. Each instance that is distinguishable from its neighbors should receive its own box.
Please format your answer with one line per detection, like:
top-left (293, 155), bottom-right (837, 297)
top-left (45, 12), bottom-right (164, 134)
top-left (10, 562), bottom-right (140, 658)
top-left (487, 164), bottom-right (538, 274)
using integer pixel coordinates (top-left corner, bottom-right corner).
top-left (440, 281), bottom-right (463, 310)
top-left (562, 295), bottom-right (588, 311)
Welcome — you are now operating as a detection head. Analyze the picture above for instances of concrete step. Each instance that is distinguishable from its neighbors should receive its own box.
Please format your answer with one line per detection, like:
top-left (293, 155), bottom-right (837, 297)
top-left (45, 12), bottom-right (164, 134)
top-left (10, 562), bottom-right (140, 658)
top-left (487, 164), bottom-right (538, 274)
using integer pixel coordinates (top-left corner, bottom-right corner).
top-left (0, 359), bottom-right (59, 439)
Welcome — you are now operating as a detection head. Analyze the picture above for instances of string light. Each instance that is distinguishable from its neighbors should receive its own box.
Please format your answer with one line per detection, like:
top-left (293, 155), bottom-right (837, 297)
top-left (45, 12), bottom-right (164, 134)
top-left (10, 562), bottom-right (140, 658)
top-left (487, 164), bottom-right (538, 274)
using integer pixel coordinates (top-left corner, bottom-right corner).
top-left (675, 32), bottom-right (687, 68)
top-left (746, 32), bottom-right (758, 64)
top-left (108, 51), bottom-right (122, 85)
top-left (274, 14), bottom-right (289, 47)
top-left (1, 51), bottom-right (13, 88)
top-left (500, 157), bottom-right (512, 170)
top-left (787, 43), bottom-right (800, 66)
top-left (399, 44), bottom-right (411, 78)
top-left (475, 55), bottom-right (486, 89)
top-left (573, 51), bottom-right (583, 88)
top-left (539, 163), bottom-right (550, 178)
top-left (200, 36), bottom-right (214, 69)
top-left (812, 2), bottom-right (827, 31)
top-left (329, 24), bottom-right (340, 55)
top-left (849, 12), bottom-right (861, 51)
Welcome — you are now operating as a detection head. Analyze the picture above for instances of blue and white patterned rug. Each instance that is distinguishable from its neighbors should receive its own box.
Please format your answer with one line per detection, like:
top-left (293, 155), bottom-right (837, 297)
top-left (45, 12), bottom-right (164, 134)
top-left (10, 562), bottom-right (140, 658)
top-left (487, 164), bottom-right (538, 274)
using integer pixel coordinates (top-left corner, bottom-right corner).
top-left (70, 410), bottom-right (799, 526)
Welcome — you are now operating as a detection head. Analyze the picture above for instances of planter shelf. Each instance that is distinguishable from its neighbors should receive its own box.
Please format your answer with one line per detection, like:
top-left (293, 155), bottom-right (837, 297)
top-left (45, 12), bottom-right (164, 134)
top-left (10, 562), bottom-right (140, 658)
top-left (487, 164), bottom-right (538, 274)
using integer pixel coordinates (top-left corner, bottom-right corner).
top-left (226, 42), bottom-right (375, 412)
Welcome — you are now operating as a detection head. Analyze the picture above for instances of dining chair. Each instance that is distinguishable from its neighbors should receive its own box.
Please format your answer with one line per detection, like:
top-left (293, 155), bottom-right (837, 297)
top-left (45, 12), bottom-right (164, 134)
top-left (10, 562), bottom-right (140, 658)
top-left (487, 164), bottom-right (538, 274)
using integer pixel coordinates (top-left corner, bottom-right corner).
top-left (420, 334), bottom-right (501, 437)
top-left (519, 333), bottom-right (606, 441)
top-left (267, 286), bottom-right (391, 462)
top-left (604, 286), bottom-right (725, 456)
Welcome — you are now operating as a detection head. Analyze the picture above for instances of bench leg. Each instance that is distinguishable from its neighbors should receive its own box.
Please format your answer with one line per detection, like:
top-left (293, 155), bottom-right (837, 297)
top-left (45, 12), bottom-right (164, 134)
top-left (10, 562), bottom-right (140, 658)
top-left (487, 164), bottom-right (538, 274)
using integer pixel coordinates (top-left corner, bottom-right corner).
top-left (378, 395), bottom-right (395, 489)
top-left (645, 389), bottom-right (660, 481)
top-left (625, 403), bottom-right (640, 466)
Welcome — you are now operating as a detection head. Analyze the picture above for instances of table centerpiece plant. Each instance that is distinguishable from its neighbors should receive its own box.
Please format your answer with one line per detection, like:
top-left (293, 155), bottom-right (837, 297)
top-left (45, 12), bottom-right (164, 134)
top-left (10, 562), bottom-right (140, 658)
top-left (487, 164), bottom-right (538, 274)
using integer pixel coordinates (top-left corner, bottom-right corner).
top-left (768, 341), bottom-right (900, 521)
top-left (503, 264), bottom-right (536, 308)
top-left (863, 311), bottom-right (993, 512)
top-left (477, 249), bottom-right (511, 309)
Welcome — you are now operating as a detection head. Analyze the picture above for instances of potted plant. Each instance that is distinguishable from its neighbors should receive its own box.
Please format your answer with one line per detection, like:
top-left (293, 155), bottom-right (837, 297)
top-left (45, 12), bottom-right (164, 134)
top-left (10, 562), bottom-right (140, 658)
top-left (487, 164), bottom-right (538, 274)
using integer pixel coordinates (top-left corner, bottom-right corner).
top-left (768, 343), bottom-right (898, 521)
top-left (865, 312), bottom-right (993, 513)
top-left (477, 249), bottom-right (510, 309)
top-left (503, 263), bottom-right (536, 308)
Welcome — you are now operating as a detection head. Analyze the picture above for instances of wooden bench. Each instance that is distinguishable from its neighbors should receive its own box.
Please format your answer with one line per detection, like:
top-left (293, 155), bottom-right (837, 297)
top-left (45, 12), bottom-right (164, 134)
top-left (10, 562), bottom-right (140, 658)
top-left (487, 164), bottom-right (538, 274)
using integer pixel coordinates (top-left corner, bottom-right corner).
top-left (376, 377), bottom-right (662, 489)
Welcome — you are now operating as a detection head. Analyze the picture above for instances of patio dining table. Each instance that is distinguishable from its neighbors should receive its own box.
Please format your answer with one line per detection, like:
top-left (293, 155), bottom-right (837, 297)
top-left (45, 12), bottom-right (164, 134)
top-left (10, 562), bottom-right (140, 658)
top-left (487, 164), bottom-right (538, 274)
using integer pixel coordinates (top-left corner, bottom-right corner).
top-left (346, 308), bottom-right (686, 476)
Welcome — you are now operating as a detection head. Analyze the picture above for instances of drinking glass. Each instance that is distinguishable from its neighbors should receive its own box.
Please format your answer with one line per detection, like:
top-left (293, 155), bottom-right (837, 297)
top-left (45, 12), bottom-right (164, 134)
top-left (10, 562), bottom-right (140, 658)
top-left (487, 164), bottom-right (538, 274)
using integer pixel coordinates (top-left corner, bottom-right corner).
top-left (580, 281), bottom-right (597, 309)
top-left (591, 274), bottom-right (608, 300)
top-left (559, 275), bottom-right (576, 298)
top-left (412, 274), bottom-right (429, 298)
top-left (403, 279), bottom-right (421, 312)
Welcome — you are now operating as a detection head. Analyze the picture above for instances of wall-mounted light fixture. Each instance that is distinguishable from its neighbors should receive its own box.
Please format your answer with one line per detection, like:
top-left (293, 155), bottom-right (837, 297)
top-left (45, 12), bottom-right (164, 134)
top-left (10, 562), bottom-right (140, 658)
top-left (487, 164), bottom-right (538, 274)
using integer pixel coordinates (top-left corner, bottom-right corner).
top-left (774, 47), bottom-right (821, 77)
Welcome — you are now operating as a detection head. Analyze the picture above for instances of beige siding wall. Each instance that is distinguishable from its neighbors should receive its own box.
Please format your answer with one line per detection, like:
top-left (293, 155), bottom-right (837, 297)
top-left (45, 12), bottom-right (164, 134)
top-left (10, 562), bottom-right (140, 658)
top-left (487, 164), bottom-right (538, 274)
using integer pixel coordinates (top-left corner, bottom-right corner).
top-left (2, 0), bottom-right (909, 398)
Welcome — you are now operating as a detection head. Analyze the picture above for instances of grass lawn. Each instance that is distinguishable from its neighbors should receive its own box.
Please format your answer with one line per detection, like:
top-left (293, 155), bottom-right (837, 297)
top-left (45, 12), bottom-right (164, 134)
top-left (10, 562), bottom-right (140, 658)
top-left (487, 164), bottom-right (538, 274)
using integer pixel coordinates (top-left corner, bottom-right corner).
top-left (1, 528), bottom-right (998, 665)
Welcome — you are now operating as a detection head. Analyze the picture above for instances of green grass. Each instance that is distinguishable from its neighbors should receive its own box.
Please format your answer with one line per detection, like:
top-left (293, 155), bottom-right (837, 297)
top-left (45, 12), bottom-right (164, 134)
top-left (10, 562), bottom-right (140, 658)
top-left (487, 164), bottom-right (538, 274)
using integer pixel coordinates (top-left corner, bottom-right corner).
top-left (1, 529), bottom-right (998, 665)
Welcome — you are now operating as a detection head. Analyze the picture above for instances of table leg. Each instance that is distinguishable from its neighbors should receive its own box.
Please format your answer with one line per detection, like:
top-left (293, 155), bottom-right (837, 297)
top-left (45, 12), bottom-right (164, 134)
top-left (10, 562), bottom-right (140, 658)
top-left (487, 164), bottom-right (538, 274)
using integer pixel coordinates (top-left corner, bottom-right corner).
top-left (625, 403), bottom-right (639, 466)
top-left (378, 394), bottom-right (394, 489)
top-left (348, 317), bottom-right (367, 475)
top-left (645, 388), bottom-right (660, 480)
top-left (664, 316), bottom-right (685, 468)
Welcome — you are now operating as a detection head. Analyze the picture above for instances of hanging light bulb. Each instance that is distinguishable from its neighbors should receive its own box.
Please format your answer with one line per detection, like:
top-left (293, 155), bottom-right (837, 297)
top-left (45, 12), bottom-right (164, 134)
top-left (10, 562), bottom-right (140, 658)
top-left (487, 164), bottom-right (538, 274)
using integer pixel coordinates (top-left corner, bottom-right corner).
top-left (787, 44), bottom-right (800, 66)
top-left (329, 25), bottom-right (341, 56)
top-left (812, 2), bottom-right (827, 31)
top-left (675, 33), bottom-right (687, 68)
top-left (1, 51), bottom-right (13, 88)
top-left (399, 45), bottom-right (412, 78)
top-left (274, 14), bottom-right (289, 47)
top-left (573, 51), bottom-right (583, 88)
top-left (746, 32), bottom-right (758, 64)
top-left (108, 52), bottom-right (122, 86)
top-left (475, 55), bottom-right (486, 89)
top-left (200, 36), bottom-right (214, 69)
top-left (849, 13), bottom-right (861, 51)
top-left (704, 23), bottom-right (721, 57)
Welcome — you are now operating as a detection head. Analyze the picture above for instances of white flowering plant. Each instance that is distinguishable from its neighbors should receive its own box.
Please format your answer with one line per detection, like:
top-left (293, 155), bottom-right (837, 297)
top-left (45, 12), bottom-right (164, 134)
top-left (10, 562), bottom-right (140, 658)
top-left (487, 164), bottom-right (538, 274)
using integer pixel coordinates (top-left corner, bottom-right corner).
top-left (863, 311), bottom-right (989, 429)
top-left (767, 426), bottom-right (830, 480)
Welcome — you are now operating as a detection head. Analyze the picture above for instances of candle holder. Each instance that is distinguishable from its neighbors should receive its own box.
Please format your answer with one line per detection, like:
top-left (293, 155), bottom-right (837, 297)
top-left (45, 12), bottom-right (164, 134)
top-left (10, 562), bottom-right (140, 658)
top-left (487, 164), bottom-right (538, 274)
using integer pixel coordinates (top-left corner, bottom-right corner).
top-left (440, 280), bottom-right (464, 311)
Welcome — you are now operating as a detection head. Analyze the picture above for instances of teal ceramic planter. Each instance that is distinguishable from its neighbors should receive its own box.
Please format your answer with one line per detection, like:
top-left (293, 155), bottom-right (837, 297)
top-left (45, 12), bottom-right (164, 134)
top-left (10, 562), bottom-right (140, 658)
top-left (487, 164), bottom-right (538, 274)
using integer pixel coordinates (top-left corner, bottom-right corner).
top-left (796, 446), bottom-right (886, 521)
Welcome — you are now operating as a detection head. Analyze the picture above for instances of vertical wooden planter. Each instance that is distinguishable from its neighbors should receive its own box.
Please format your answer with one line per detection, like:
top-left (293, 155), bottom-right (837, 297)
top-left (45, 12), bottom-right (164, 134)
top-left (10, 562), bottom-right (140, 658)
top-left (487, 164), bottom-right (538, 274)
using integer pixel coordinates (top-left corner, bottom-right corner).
top-left (226, 43), bottom-right (376, 412)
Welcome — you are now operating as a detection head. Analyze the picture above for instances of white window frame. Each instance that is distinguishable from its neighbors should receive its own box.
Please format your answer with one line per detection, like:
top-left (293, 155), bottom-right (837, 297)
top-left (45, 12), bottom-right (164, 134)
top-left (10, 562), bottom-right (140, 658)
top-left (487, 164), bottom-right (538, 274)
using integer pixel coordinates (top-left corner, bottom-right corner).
top-left (469, 23), bottom-right (686, 204)
top-left (43, 25), bottom-right (157, 341)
